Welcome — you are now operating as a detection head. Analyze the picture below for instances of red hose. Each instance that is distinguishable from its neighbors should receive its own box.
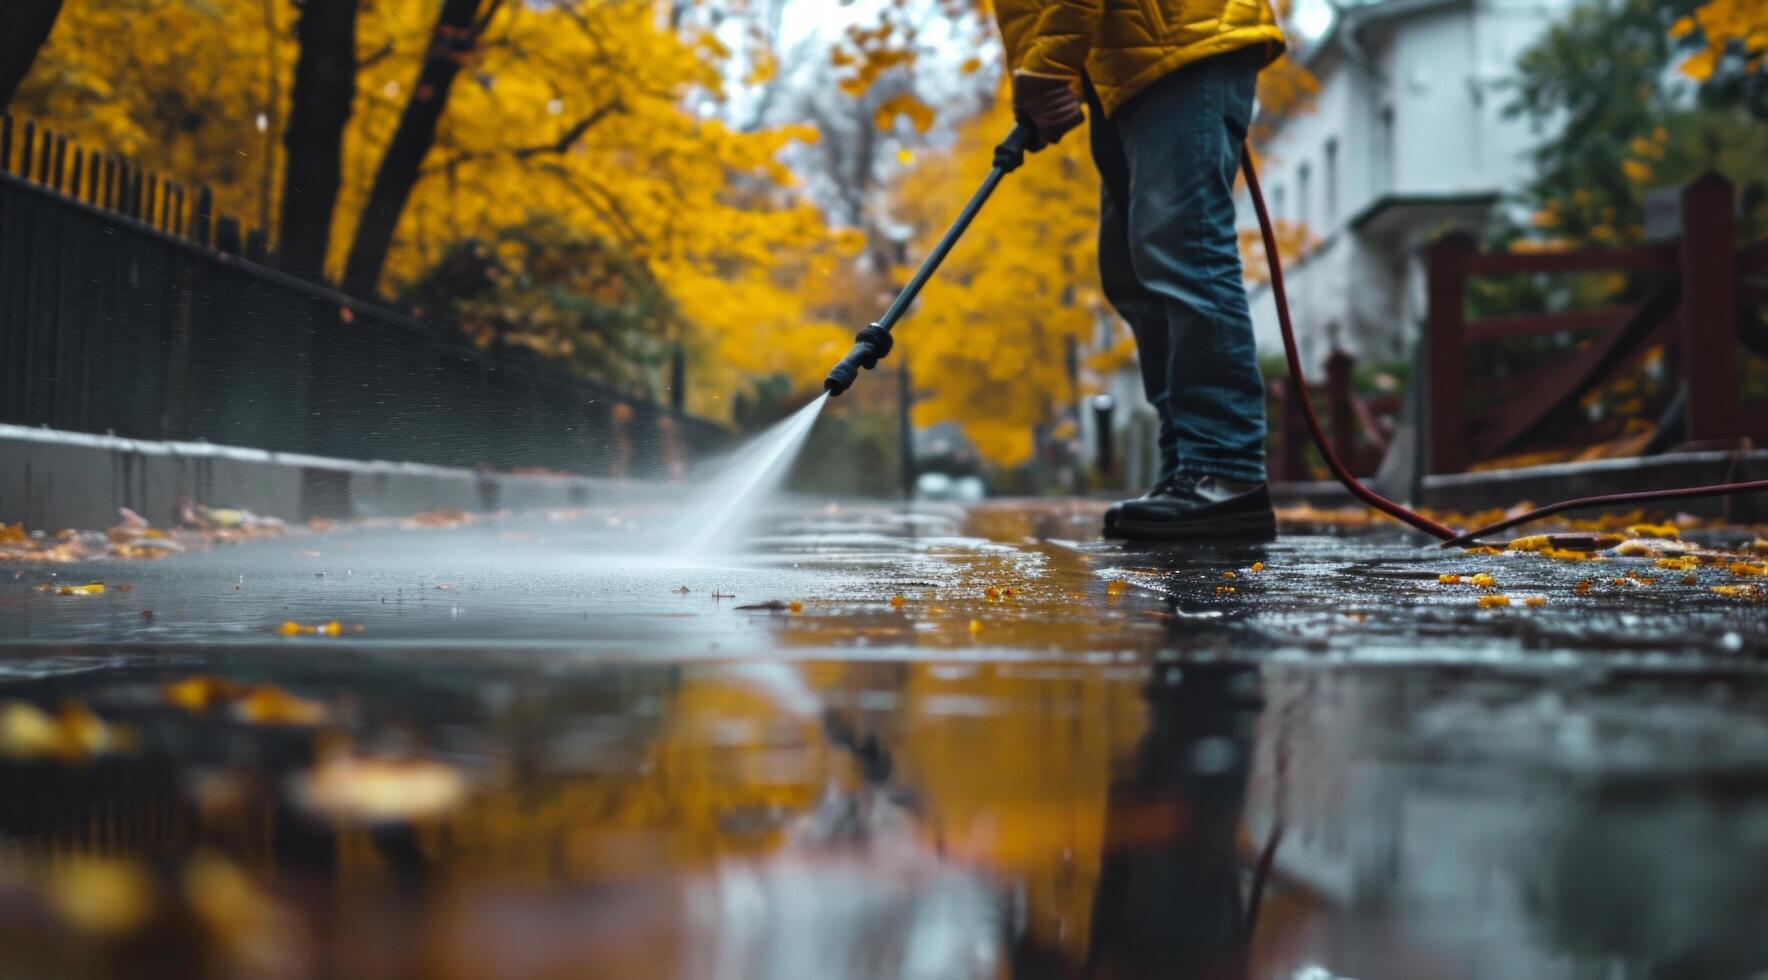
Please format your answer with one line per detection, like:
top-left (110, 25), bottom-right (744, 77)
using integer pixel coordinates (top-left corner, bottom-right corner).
top-left (1239, 144), bottom-right (1462, 540)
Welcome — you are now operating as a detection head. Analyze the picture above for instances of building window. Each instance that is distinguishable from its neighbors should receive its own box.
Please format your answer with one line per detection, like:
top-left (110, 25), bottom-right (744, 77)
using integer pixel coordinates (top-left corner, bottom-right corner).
top-left (1375, 106), bottom-right (1395, 194)
top-left (1324, 138), bottom-right (1339, 226)
top-left (1298, 162), bottom-right (1312, 229)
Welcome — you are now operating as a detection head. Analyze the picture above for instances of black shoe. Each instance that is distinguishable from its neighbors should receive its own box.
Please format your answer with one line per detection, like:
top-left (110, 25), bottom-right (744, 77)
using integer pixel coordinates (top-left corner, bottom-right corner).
top-left (1103, 476), bottom-right (1179, 537)
top-left (1111, 474), bottom-right (1277, 542)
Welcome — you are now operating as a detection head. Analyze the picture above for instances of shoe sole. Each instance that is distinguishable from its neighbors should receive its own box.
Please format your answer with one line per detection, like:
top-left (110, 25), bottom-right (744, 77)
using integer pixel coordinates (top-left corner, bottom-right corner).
top-left (1110, 510), bottom-right (1277, 543)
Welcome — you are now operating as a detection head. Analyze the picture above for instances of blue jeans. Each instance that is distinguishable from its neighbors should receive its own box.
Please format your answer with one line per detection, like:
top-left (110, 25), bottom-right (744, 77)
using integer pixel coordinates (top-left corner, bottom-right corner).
top-left (1087, 49), bottom-right (1266, 484)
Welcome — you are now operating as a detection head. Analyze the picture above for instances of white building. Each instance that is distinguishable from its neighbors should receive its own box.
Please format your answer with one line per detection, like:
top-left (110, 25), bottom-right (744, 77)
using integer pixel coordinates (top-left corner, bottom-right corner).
top-left (1242, 0), bottom-right (1574, 370)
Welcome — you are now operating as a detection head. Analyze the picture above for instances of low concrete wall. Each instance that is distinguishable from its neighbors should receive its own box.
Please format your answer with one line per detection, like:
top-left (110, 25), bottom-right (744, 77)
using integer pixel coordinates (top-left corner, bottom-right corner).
top-left (0, 423), bottom-right (641, 530)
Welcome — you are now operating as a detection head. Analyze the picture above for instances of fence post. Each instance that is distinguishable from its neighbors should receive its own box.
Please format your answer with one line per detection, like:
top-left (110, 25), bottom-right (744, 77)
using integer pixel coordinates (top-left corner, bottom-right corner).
top-left (216, 216), bottom-right (242, 254)
top-left (0, 114), bottom-right (10, 173)
top-left (19, 122), bottom-right (35, 179)
top-left (51, 134), bottom-right (66, 191)
top-left (1679, 171), bottom-right (1740, 445)
top-left (1424, 232), bottom-right (1475, 474)
top-left (193, 186), bottom-right (213, 246)
top-left (68, 148), bottom-right (83, 202)
top-left (37, 130), bottom-right (53, 184)
top-left (1325, 348), bottom-right (1356, 473)
top-left (1273, 376), bottom-right (1306, 481)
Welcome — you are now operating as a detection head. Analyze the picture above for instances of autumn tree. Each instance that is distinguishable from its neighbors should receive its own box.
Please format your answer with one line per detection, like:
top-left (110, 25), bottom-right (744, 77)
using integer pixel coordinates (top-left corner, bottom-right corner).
top-left (280, 0), bottom-right (360, 280)
top-left (11, 0), bottom-right (289, 224)
top-left (342, 0), bottom-right (500, 295)
top-left (1509, 0), bottom-right (1768, 247)
top-left (0, 0), bottom-right (63, 109)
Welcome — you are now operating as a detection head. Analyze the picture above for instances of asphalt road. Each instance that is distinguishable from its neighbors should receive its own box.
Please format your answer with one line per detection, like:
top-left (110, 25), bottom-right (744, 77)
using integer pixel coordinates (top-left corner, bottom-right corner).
top-left (0, 500), bottom-right (1764, 979)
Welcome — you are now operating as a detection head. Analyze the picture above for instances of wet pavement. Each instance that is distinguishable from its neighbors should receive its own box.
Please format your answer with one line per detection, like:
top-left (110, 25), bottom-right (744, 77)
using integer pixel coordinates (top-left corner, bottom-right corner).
top-left (1, 500), bottom-right (1766, 979)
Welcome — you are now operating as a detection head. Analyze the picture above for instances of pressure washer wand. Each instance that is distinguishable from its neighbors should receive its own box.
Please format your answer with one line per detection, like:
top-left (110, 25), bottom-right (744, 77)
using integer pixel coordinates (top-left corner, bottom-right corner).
top-left (824, 121), bottom-right (1040, 396)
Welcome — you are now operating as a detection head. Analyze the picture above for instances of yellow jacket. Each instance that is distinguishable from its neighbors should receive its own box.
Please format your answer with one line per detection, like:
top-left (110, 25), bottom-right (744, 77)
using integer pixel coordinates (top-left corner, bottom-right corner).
top-left (995, 0), bottom-right (1286, 117)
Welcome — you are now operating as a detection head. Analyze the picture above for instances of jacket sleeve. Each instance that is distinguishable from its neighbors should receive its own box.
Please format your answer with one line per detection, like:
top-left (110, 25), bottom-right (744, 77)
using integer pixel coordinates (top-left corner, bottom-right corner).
top-left (1018, 0), bottom-right (1103, 79)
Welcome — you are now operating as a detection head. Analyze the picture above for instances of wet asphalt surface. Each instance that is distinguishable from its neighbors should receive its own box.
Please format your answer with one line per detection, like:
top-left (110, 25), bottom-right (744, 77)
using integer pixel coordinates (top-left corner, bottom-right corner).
top-left (1, 500), bottom-right (1766, 979)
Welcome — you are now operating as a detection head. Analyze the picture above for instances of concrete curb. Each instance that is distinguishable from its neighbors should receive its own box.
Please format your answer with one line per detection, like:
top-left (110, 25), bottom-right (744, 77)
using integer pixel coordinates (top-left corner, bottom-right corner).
top-left (1, 423), bottom-right (664, 530)
top-left (1273, 449), bottom-right (1767, 522)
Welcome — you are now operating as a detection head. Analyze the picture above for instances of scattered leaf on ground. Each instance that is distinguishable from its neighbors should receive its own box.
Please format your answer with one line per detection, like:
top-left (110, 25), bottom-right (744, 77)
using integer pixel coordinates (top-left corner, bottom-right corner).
top-left (292, 753), bottom-right (466, 823)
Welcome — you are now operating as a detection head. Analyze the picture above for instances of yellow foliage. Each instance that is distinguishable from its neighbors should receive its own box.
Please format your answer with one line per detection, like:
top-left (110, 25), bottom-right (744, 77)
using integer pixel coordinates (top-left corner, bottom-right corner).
top-left (1674, 0), bottom-right (1768, 82)
top-left (20, 0), bottom-right (852, 418)
top-left (889, 87), bottom-right (1099, 466)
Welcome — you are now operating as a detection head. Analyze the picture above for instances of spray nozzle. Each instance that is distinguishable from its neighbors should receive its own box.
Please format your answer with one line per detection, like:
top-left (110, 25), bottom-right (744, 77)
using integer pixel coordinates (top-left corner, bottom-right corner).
top-left (821, 122), bottom-right (1031, 398)
top-left (823, 323), bottom-right (894, 397)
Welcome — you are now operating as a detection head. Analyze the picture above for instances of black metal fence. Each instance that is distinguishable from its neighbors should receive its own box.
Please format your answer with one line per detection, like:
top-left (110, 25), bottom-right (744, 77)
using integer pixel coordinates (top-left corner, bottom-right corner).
top-left (0, 115), bottom-right (726, 477)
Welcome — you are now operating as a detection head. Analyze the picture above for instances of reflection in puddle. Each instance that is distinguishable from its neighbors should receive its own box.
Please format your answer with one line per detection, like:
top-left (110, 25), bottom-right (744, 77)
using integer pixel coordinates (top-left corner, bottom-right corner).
top-left (1, 653), bottom-right (1765, 978)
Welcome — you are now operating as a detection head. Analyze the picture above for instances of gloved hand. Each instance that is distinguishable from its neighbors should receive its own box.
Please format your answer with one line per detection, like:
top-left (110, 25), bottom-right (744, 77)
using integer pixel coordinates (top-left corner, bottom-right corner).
top-left (1011, 70), bottom-right (1085, 148)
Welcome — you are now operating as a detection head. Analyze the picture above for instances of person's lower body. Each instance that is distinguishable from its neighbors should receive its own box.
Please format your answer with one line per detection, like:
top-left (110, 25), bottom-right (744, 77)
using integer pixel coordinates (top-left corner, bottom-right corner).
top-left (1086, 49), bottom-right (1274, 542)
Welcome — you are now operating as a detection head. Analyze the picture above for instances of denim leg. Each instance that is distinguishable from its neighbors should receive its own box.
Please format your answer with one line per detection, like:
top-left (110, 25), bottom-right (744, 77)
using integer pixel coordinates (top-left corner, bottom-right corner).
top-left (1113, 51), bottom-right (1267, 484)
top-left (1087, 79), bottom-right (1181, 480)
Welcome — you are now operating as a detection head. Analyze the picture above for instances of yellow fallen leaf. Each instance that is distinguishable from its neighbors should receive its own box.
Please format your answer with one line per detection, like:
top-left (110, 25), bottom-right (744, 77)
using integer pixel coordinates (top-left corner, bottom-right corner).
top-left (1656, 556), bottom-right (1700, 571)
top-left (1728, 562), bottom-right (1767, 577)
top-left (1250, 561), bottom-right (1264, 572)
top-left (1576, 579), bottom-right (1594, 595)
top-left (1627, 523), bottom-right (1680, 540)
top-left (1524, 596), bottom-right (1547, 607)
top-left (181, 853), bottom-right (286, 959)
top-left (1508, 535), bottom-right (1552, 552)
top-left (968, 619), bottom-right (983, 635)
top-left (1470, 573), bottom-right (1497, 588)
top-left (234, 685), bottom-right (327, 726)
top-left (1479, 594), bottom-right (1511, 608)
top-left (1221, 570), bottom-right (1237, 579)
top-left (0, 700), bottom-right (135, 761)
top-left (57, 581), bottom-right (106, 596)
top-left (1712, 585), bottom-right (1763, 599)
top-left (278, 620), bottom-right (348, 637)
top-left (787, 601), bottom-right (803, 613)
top-left (0, 701), bottom-right (61, 758)
top-left (163, 676), bottom-right (244, 714)
top-left (1438, 574), bottom-right (1462, 585)
top-left (46, 858), bottom-right (154, 935)
top-left (1106, 580), bottom-right (1127, 597)
top-left (890, 594), bottom-right (905, 607)
top-left (294, 754), bottom-right (466, 823)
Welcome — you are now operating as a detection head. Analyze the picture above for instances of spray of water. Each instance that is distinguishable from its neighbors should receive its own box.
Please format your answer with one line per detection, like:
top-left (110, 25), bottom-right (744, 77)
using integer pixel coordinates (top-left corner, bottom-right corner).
top-left (670, 394), bottom-right (828, 556)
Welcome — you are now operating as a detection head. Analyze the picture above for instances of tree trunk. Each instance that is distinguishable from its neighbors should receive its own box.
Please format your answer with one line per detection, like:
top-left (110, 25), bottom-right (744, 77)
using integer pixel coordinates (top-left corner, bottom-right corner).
top-left (278, 0), bottom-right (360, 281)
top-left (341, 0), bottom-right (489, 297)
top-left (0, 0), bottom-right (64, 110)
